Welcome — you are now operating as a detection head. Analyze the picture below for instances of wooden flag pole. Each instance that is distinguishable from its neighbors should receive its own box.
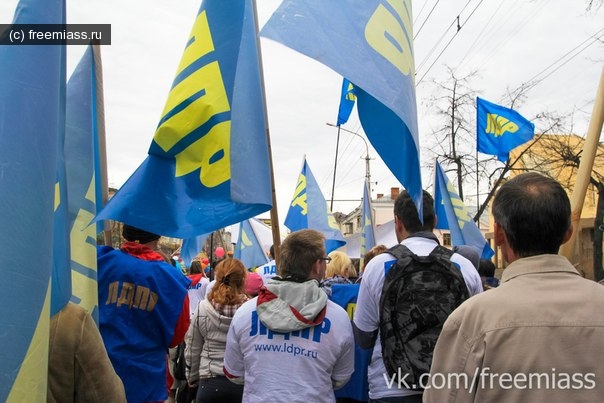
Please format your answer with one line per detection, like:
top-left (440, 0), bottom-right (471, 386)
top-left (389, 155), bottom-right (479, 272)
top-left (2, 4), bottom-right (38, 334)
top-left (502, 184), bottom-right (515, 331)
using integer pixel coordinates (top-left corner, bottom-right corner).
top-left (559, 66), bottom-right (604, 274)
top-left (253, 0), bottom-right (281, 267)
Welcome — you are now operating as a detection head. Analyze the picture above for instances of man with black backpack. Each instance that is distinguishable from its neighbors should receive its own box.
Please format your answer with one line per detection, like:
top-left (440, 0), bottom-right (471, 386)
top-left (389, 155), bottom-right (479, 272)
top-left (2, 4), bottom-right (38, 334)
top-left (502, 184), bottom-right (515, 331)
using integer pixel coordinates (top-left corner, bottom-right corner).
top-left (352, 189), bottom-right (482, 402)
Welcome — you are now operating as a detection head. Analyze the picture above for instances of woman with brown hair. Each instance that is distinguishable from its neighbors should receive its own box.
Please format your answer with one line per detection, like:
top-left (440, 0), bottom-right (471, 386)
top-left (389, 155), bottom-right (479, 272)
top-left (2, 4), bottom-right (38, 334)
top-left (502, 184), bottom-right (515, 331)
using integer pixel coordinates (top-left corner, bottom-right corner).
top-left (185, 258), bottom-right (248, 403)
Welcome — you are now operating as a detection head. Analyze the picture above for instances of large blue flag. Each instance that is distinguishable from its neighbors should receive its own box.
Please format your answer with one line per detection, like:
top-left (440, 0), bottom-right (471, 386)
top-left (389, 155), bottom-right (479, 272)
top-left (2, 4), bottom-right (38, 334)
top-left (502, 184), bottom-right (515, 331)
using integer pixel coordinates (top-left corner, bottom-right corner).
top-left (476, 97), bottom-right (535, 163)
top-left (262, 0), bottom-right (423, 218)
top-left (0, 0), bottom-right (65, 400)
top-left (434, 161), bottom-right (494, 259)
top-left (96, 0), bottom-right (272, 238)
top-left (65, 45), bottom-right (104, 321)
top-left (234, 219), bottom-right (270, 269)
top-left (360, 178), bottom-right (376, 268)
top-left (285, 158), bottom-right (346, 253)
top-left (336, 78), bottom-right (356, 126)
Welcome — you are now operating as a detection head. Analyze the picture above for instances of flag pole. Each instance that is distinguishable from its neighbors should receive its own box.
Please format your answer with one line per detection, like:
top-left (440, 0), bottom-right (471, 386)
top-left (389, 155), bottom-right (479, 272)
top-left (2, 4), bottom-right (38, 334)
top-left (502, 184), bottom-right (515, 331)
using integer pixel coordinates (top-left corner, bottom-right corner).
top-left (252, 0), bottom-right (281, 266)
top-left (330, 125), bottom-right (342, 211)
top-left (560, 66), bottom-right (604, 272)
top-left (475, 146), bottom-right (480, 228)
top-left (92, 43), bottom-right (112, 246)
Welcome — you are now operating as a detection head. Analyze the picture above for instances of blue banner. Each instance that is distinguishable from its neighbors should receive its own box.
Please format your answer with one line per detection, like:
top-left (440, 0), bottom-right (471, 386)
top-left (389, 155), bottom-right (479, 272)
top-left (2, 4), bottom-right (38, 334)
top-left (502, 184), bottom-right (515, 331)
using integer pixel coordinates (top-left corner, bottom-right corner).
top-left (360, 178), bottom-right (376, 266)
top-left (434, 161), bottom-right (494, 259)
top-left (476, 97), bottom-right (535, 163)
top-left (262, 0), bottom-right (423, 218)
top-left (0, 0), bottom-right (65, 400)
top-left (336, 78), bottom-right (356, 126)
top-left (285, 158), bottom-right (346, 253)
top-left (234, 219), bottom-right (270, 269)
top-left (96, 0), bottom-right (272, 238)
top-left (330, 284), bottom-right (370, 401)
top-left (181, 233), bottom-right (210, 268)
top-left (65, 45), bottom-right (103, 321)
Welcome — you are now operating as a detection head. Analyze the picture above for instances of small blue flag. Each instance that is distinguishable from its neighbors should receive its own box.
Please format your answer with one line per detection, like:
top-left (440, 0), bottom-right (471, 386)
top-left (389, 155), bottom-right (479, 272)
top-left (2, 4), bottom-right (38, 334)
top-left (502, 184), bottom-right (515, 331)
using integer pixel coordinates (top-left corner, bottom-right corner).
top-left (285, 158), bottom-right (346, 253)
top-left (360, 179), bottom-right (376, 267)
top-left (434, 161), bottom-right (494, 259)
top-left (96, 0), bottom-right (272, 238)
top-left (234, 219), bottom-right (270, 269)
top-left (261, 0), bottom-right (423, 218)
top-left (181, 233), bottom-right (210, 268)
top-left (331, 284), bottom-right (370, 402)
top-left (0, 0), bottom-right (66, 400)
top-left (336, 78), bottom-right (356, 126)
top-left (476, 97), bottom-right (535, 163)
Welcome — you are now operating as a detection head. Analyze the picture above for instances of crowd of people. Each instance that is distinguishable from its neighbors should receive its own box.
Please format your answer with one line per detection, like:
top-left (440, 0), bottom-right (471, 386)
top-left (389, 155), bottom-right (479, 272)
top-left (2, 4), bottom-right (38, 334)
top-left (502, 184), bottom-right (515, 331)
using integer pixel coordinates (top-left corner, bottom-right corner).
top-left (48, 172), bottom-right (604, 403)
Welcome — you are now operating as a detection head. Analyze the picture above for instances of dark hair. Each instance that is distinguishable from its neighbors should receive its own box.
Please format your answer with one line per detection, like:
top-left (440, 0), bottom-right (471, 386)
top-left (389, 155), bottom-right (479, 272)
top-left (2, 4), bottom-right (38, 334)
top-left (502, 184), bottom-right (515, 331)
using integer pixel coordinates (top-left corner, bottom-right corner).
top-left (269, 245), bottom-right (275, 260)
top-left (478, 259), bottom-right (496, 278)
top-left (189, 260), bottom-right (203, 275)
top-left (279, 229), bottom-right (325, 281)
top-left (122, 224), bottom-right (160, 244)
top-left (492, 172), bottom-right (571, 257)
top-left (394, 190), bottom-right (435, 233)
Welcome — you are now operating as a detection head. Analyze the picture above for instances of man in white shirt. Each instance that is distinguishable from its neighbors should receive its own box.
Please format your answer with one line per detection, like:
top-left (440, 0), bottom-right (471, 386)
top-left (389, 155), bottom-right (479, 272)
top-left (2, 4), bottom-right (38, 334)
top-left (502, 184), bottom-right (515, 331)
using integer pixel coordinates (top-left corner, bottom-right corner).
top-left (353, 190), bottom-right (482, 402)
top-left (224, 229), bottom-right (355, 403)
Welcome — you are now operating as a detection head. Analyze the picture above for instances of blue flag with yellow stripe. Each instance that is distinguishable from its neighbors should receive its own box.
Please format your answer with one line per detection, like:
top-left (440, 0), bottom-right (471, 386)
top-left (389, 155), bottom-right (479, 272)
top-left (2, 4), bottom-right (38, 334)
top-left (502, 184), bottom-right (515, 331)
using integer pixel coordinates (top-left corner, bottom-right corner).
top-left (96, 0), bottom-right (272, 238)
top-left (65, 45), bottom-right (103, 321)
top-left (336, 78), bottom-right (356, 126)
top-left (262, 0), bottom-right (423, 219)
top-left (476, 97), bottom-right (535, 163)
top-left (284, 158), bottom-right (346, 253)
top-left (0, 0), bottom-right (66, 400)
top-left (434, 161), bottom-right (494, 259)
top-left (234, 219), bottom-right (270, 269)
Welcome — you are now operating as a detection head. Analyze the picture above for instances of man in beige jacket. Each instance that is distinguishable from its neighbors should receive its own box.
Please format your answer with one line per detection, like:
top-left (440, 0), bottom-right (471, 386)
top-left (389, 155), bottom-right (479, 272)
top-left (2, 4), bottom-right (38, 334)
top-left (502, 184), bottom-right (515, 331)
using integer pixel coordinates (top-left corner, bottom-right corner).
top-left (424, 172), bottom-right (604, 402)
top-left (48, 303), bottom-right (125, 403)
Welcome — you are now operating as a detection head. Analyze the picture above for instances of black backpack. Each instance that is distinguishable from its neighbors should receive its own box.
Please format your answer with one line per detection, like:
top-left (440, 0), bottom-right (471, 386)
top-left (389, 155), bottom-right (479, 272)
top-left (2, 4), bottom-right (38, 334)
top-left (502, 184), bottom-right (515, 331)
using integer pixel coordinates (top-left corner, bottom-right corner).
top-left (379, 244), bottom-right (470, 390)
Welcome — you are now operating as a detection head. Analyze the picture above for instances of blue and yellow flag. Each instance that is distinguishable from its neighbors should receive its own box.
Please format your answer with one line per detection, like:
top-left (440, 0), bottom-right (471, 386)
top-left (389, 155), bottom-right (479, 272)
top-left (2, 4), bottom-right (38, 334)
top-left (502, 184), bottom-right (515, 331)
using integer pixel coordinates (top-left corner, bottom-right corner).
top-left (284, 158), bottom-right (346, 253)
top-left (434, 161), bottom-right (494, 259)
top-left (336, 78), bottom-right (356, 126)
top-left (360, 178), bottom-right (376, 268)
top-left (181, 233), bottom-right (210, 268)
top-left (0, 0), bottom-right (66, 400)
top-left (96, 0), bottom-right (272, 238)
top-left (476, 97), bottom-right (535, 163)
top-left (234, 219), bottom-right (270, 269)
top-left (65, 45), bottom-right (104, 321)
top-left (262, 0), bottom-right (423, 218)
top-left (330, 283), bottom-right (370, 401)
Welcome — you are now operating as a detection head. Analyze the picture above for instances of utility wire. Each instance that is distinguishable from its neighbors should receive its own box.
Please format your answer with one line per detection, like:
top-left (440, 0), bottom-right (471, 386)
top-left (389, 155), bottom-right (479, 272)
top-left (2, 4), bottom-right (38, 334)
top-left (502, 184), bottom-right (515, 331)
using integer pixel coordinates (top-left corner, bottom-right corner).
top-left (414, 0), bottom-right (442, 40)
top-left (520, 27), bottom-right (604, 94)
top-left (416, 0), bottom-right (487, 84)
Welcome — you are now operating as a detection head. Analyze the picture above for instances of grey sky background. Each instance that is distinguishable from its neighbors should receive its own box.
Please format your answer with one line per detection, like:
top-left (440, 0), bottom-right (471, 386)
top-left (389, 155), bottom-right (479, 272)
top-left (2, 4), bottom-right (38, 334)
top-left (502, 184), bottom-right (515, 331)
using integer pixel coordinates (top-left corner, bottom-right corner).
top-left (1, 0), bottom-right (602, 232)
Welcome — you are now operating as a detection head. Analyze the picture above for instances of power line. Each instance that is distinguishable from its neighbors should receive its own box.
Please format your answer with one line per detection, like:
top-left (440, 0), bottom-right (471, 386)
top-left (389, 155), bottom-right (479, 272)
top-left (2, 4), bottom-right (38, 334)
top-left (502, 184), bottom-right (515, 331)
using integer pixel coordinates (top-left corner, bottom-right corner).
top-left (519, 27), bottom-right (604, 94)
top-left (414, 0), bottom-right (442, 40)
top-left (416, 0), bottom-right (488, 84)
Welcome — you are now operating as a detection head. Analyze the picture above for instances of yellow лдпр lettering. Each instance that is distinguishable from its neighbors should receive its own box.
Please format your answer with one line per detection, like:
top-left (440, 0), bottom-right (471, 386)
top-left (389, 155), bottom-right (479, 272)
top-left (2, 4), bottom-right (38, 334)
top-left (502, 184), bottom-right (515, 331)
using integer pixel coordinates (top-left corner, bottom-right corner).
top-left (153, 10), bottom-right (232, 188)
top-left (365, 0), bottom-right (414, 77)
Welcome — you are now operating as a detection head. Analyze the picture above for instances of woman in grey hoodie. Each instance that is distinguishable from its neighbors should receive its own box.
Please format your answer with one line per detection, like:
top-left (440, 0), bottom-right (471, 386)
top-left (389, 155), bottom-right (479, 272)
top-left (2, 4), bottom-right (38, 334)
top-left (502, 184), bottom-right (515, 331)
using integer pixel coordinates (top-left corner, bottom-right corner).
top-left (185, 258), bottom-right (249, 402)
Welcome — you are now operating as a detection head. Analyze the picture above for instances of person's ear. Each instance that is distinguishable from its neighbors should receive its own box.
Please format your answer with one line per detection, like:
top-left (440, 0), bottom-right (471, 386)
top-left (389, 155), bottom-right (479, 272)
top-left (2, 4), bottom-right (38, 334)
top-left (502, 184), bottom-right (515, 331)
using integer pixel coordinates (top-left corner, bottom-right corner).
top-left (494, 222), bottom-right (506, 246)
top-left (561, 224), bottom-right (574, 244)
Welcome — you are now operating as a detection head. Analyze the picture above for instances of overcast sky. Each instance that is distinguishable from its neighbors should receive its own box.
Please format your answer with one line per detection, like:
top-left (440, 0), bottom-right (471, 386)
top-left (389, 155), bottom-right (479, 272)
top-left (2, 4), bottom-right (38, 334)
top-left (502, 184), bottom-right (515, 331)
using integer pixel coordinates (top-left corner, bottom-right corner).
top-left (1, 0), bottom-right (602, 229)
